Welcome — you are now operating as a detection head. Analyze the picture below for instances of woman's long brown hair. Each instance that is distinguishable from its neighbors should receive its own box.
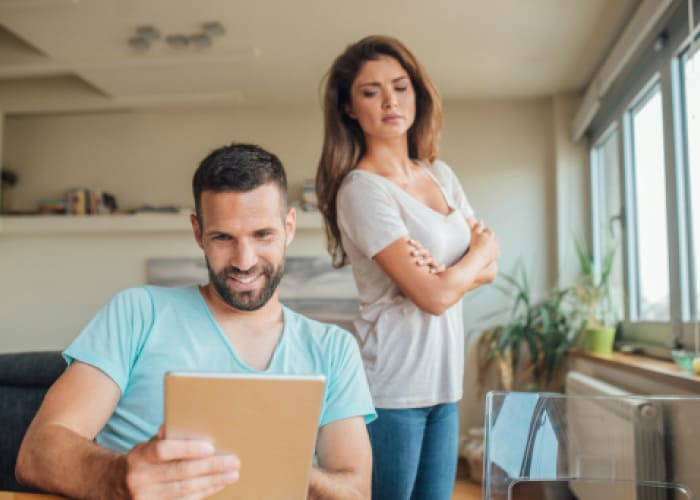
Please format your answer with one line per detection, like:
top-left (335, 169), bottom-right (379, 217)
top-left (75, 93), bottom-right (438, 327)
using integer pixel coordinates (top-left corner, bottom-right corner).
top-left (316, 35), bottom-right (443, 267)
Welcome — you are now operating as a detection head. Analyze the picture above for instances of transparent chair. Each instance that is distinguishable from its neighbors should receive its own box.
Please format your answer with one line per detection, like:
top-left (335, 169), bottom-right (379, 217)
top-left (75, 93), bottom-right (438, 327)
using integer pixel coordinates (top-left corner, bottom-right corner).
top-left (484, 391), bottom-right (700, 499)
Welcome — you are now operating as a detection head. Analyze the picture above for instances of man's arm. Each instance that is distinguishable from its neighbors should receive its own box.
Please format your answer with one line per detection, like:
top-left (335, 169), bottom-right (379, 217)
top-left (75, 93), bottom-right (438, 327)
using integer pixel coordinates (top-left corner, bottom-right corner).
top-left (16, 361), bottom-right (239, 500)
top-left (307, 416), bottom-right (371, 500)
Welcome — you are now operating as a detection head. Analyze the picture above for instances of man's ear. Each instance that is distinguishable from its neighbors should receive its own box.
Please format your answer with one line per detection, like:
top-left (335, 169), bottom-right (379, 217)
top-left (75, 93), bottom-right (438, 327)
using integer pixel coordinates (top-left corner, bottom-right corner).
top-left (191, 213), bottom-right (204, 249)
top-left (284, 207), bottom-right (297, 247)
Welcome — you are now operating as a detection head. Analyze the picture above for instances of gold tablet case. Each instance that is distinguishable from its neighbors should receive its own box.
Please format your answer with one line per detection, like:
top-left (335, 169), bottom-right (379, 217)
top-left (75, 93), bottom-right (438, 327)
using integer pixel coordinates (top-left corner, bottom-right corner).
top-left (164, 372), bottom-right (326, 500)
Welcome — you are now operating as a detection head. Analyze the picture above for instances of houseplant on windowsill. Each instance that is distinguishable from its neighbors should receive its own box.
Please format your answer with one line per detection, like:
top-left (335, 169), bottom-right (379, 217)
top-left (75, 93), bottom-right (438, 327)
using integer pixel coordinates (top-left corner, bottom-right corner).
top-left (478, 265), bottom-right (582, 392)
top-left (573, 239), bottom-right (618, 356)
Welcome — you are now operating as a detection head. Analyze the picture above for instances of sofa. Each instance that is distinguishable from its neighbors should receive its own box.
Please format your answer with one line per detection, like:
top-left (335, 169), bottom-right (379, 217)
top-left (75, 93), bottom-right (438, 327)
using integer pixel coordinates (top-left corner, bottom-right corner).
top-left (0, 351), bottom-right (66, 492)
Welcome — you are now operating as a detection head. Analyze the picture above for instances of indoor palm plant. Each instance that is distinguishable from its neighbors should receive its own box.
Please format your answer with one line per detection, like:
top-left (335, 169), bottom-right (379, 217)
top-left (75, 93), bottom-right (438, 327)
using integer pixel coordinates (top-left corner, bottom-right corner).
top-left (479, 266), bottom-right (582, 391)
top-left (573, 239), bottom-right (618, 355)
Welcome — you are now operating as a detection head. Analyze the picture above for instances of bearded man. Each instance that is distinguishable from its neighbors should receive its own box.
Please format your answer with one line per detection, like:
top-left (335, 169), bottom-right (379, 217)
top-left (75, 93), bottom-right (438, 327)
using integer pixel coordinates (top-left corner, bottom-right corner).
top-left (16, 143), bottom-right (375, 500)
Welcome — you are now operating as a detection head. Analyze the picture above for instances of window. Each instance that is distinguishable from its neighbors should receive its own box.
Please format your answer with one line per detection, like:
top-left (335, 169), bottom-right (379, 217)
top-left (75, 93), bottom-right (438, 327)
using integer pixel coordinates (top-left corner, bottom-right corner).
top-left (590, 129), bottom-right (624, 321)
top-left (587, 2), bottom-right (700, 351)
top-left (628, 86), bottom-right (670, 321)
top-left (683, 47), bottom-right (700, 319)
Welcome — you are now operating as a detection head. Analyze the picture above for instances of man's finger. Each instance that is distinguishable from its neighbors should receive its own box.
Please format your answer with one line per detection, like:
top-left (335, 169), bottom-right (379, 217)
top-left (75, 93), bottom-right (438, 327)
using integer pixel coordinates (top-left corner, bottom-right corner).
top-left (145, 439), bottom-right (216, 463)
top-left (161, 470), bottom-right (240, 498)
top-left (157, 454), bottom-right (240, 483)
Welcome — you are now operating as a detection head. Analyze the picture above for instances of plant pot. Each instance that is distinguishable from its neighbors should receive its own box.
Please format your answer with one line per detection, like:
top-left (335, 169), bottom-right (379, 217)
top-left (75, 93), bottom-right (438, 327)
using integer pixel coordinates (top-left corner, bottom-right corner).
top-left (584, 326), bottom-right (616, 356)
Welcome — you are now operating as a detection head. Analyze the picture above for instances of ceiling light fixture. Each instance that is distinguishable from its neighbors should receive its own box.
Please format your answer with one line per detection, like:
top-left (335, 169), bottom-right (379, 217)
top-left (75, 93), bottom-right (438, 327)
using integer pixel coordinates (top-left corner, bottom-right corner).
top-left (165, 34), bottom-right (189, 49)
top-left (202, 21), bottom-right (226, 37)
top-left (129, 23), bottom-right (225, 52)
top-left (128, 36), bottom-right (150, 50)
top-left (189, 33), bottom-right (211, 48)
top-left (136, 25), bottom-right (160, 41)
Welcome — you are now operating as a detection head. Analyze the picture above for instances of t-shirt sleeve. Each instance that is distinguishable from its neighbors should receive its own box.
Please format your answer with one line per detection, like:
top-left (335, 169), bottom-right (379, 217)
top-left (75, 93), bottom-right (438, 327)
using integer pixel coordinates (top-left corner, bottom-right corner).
top-left (434, 160), bottom-right (475, 218)
top-left (337, 175), bottom-right (409, 258)
top-left (320, 329), bottom-right (377, 426)
top-left (63, 287), bottom-right (154, 394)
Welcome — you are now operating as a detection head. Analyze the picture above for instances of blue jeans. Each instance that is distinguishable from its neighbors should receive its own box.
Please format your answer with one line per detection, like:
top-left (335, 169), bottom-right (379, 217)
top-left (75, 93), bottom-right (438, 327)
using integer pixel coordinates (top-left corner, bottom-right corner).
top-left (367, 402), bottom-right (458, 500)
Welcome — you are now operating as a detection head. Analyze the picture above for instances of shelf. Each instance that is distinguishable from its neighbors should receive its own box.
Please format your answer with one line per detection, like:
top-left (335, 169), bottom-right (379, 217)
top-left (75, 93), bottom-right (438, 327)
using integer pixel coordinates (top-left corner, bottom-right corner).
top-left (0, 210), bottom-right (323, 235)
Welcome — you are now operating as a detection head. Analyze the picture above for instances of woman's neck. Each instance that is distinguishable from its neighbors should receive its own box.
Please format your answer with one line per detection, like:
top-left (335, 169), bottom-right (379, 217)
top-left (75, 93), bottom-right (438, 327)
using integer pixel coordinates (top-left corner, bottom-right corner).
top-left (361, 135), bottom-right (413, 176)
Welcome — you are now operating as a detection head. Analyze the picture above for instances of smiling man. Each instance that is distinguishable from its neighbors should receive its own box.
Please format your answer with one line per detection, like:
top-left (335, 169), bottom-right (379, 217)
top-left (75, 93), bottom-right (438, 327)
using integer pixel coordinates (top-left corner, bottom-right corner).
top-left (16, 143), bottom-right (375, 500)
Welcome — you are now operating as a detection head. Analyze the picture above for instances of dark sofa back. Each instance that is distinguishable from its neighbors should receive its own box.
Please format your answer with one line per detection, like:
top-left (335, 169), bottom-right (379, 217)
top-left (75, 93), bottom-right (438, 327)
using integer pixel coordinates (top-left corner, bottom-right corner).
top-left (0, 351), bottom-right (66, 492)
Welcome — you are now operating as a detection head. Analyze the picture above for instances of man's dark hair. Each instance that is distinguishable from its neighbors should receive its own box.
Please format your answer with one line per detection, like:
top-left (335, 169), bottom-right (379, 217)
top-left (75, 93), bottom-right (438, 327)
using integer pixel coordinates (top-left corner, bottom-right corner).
top-left (192, 143), bottom-right (288, 220)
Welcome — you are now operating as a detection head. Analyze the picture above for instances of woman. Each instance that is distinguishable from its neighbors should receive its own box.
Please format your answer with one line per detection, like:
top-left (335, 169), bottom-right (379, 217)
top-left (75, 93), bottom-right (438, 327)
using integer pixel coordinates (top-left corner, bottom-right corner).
top-left (315, 35), bottom-right (499, 499)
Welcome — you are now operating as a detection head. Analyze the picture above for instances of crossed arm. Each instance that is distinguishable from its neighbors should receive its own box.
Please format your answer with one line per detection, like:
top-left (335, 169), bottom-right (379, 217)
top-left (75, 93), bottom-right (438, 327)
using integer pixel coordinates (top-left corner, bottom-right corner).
top-left (374, 217), bottom-right (500, 316)
top-left (16, 362), bottom-right (370, 499)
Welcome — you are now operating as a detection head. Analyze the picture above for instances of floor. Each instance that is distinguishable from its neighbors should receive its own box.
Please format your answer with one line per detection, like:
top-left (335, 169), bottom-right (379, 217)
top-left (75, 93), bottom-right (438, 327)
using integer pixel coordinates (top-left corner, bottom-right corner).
top-left (452, 479), bottom-right (482, 499)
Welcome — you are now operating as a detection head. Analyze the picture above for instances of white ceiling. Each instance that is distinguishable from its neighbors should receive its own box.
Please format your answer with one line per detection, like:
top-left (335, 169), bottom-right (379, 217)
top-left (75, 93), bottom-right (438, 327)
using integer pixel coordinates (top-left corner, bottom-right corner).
top-left (0, 0), bottom-right (640, 114)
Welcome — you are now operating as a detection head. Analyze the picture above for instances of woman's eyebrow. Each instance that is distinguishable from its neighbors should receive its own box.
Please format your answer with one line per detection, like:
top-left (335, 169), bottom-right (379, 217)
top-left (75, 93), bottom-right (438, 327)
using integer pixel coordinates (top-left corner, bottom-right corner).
top-left (357, 75), bottom-right (409, 88)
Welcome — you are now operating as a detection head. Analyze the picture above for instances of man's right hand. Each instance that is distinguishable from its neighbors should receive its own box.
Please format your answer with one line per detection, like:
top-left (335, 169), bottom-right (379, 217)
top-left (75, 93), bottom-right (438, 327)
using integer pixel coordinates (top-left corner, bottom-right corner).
top-left (123, 430), bottom-right (240, 500)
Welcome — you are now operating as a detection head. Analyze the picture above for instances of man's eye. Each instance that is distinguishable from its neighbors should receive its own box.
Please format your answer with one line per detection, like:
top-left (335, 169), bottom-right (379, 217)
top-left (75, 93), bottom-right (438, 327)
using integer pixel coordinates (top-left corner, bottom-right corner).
top-left (213, 234), bottom-right (230, 241)
top-left (256, 231), bottom-right (273, 239)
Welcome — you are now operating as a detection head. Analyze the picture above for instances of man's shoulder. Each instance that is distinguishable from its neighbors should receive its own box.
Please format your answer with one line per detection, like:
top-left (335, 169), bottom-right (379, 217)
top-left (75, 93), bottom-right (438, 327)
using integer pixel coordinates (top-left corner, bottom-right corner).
top-left (282, 306), bottom-right (357, 350)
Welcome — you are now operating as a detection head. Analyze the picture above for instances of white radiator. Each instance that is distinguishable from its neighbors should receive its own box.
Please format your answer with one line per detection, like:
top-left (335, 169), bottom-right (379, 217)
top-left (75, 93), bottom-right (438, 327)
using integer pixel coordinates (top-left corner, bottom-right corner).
top-left (564, 371), bottom-right (666, 500)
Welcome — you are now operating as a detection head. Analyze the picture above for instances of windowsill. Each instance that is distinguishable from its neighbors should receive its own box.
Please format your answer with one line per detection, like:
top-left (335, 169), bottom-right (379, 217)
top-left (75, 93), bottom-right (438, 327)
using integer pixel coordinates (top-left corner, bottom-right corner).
top-left (569, 350), bottom-right (700, 393)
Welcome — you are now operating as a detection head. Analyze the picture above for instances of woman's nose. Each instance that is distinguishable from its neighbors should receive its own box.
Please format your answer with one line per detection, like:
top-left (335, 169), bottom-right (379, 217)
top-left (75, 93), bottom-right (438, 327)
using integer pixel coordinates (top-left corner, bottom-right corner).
top-left (382, 90), bottom-right (397, 109)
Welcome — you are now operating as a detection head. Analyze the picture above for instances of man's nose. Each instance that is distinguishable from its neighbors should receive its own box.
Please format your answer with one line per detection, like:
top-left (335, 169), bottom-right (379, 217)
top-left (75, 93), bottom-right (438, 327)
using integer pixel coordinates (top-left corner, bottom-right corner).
top-left (231, 241), bottom-right (257, 271)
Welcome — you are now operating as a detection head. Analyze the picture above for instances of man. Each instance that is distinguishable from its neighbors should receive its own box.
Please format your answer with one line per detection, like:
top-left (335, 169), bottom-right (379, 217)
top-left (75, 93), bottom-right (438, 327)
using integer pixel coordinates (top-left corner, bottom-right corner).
top-left (16, 143), bottom-right (375, 499)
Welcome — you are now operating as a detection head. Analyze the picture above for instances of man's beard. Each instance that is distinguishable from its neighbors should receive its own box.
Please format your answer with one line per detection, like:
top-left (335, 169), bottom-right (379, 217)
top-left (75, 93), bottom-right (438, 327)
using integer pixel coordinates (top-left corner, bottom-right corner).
top-left (207, 258), bottom-right (284, 311)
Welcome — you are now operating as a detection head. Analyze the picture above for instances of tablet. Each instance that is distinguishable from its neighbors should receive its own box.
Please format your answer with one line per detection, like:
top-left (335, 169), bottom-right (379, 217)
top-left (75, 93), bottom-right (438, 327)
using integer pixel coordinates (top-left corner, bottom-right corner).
top-left (164, 372), bottom-right (326, 500)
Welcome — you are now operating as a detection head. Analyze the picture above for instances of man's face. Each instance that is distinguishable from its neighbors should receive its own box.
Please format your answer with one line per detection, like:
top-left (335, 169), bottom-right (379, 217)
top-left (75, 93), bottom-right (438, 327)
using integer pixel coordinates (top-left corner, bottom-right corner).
top-left (192, 184), bottom-right (295, 311)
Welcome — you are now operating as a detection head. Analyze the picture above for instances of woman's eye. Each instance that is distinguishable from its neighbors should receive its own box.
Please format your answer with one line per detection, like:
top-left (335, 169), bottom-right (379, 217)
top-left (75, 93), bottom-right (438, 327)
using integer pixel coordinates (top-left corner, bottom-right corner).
top-left (395, 86), bottom-right (407, 92)
top-left (362, 90), bottom-right (377, 97)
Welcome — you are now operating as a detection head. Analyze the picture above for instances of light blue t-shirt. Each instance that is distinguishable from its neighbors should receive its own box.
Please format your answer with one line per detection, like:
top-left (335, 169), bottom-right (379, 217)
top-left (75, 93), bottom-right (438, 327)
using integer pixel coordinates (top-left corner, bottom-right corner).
top-left (64, 285), bottom-right (376, 453)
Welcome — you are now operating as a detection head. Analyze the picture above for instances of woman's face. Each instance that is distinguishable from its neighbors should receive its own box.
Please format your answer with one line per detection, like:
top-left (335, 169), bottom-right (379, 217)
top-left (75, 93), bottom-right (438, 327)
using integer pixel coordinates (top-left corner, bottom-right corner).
top-left (346, 56), bottom-right (416, 141)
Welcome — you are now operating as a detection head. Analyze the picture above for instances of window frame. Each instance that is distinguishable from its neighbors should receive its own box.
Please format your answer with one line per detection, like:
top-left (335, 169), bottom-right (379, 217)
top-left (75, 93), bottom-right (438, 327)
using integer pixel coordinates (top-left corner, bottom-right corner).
top-left (587, 1), bottom-right (700, 355)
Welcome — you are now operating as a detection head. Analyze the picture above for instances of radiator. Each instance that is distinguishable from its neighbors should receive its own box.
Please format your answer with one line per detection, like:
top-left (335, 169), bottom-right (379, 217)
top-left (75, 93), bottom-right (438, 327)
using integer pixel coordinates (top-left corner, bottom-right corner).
top-left (564, 371), bottom-right (667, 500)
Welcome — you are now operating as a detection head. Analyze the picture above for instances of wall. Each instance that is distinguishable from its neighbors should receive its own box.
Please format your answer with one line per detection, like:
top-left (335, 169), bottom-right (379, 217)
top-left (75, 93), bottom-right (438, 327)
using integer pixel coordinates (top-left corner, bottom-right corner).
top-left (1, 97), bottom-right (586, 436)
top-left (4, 105), bottom-right (324, 212)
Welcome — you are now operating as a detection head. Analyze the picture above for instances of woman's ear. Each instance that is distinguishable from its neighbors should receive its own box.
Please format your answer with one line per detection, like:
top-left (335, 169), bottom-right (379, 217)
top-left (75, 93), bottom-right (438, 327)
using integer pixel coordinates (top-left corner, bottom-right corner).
top-left (344, 103), bottom-right (357, 120)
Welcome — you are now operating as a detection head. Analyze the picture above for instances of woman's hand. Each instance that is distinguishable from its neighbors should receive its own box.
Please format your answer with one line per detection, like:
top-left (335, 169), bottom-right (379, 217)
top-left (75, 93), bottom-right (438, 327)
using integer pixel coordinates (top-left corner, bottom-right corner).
top-left (407, 239), bottom-right (445, 274)
top-left (468, 219), bottom-right (500, 266)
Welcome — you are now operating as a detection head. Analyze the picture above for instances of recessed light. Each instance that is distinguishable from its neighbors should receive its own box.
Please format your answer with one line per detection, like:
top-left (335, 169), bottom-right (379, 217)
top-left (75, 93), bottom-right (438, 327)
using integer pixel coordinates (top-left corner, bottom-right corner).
top-left (189, 33), bottom-right (211, 48)
top-left (165, 34), bottom-right (189, 49)
top-left (136, 26), bottom-right (160, 41)
top-left (202, 21), bottom-right (226, 37)
top-left (128, 36), bottom-right (150, 50)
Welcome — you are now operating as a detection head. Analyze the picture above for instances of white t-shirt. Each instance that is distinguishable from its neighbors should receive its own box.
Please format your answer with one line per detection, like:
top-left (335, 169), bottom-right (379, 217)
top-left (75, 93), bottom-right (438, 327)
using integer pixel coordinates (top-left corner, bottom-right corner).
top-left (337, 160), bottom-right (474, 408)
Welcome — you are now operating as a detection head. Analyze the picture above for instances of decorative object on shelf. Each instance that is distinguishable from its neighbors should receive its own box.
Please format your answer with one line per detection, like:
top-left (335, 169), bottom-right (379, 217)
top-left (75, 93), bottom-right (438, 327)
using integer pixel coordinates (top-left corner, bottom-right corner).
top-left (65, 188), bottom-right (118, 215)
top-left (1, 168), bottom-right (18, 214)
top-left (572, 240), bottom-right (619, 356)
top-left (300, 179), bottom-right (318, 212)
top-left (38, 199), bottom-right (68, 215)
top-left (672, 349), bottom-right (695, 374)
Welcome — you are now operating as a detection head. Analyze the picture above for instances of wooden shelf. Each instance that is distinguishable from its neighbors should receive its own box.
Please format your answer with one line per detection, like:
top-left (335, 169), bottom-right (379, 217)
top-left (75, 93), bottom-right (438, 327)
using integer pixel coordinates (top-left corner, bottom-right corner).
top-left (0, 211), bottom-right (323, 235)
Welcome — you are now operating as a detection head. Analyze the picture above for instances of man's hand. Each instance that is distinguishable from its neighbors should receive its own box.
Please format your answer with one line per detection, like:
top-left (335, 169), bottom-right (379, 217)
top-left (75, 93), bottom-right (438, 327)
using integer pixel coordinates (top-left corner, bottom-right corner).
top-left (123, 428), bottom-right (240, 500)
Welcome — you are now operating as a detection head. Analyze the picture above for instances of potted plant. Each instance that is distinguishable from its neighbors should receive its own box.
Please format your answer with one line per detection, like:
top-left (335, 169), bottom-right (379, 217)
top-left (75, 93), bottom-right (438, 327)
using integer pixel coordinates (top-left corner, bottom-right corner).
top-left (573, 239), bottom-right (618, 356)
top-left (479, 265), bottom-right (582, 391)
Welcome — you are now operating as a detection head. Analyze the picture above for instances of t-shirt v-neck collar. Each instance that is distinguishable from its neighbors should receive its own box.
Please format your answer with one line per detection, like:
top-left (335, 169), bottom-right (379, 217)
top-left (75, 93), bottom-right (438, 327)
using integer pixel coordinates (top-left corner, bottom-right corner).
top-left (194, 286), bottom-right (288, 373)
top-left (351, 163), bottom-right (456, 217)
